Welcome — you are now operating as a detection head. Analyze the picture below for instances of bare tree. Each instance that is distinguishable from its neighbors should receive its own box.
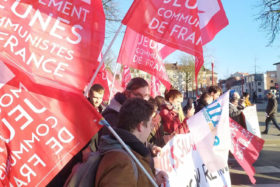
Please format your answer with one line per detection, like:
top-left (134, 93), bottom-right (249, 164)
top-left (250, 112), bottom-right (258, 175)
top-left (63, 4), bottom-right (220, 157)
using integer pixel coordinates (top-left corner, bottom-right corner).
top-left (257, 0), bottom-right (280, 45)
top-left (102, 0), bottom-right (122, 22)
top-left (102, 0), bottom-right (123, 35)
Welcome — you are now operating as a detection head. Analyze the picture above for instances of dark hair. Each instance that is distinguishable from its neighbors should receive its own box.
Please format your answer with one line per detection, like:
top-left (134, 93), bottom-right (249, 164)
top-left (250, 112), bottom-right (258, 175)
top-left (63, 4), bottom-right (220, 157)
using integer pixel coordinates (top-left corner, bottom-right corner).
top-left (155, 95), bottom-right (165, 108)
top-left (148, 98), bottom-right (158, 111)
top-left (243, 92), bottom-right (249, 97)
top-left (117, 98), bottom-right (154, 132)
top-left (199, 92), bottom-right (212, 103)
top-left (208, 85), bottom-right (222, 94)
top-left (89, 84), bottom-right (104, 94)
top-left (164, 89), bottom-right (182, 102)
top-left (230, 96), bottom-right (239, 103)
top-left (126, 77), bottom-right (149, 91)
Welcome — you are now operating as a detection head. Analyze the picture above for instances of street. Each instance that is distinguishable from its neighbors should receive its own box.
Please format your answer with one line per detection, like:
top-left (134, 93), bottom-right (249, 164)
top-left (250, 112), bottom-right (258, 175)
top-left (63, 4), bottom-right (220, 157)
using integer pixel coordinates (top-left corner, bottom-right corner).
top-left (231, 102), bottom-right (280, 187)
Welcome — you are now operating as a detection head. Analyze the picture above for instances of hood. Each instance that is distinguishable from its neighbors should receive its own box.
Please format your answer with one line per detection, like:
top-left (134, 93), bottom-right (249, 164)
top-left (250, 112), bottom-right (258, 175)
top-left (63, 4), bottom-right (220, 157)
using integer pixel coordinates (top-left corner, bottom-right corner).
top-left (98, 128), bottom-right (150, 157)
top-left (107, 92), bottom-right (127, 112)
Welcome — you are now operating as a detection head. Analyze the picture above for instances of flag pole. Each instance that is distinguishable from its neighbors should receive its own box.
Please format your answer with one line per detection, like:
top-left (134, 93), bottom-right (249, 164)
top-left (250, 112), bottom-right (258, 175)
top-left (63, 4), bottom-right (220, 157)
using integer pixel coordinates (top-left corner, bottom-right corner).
top-left (100, 119), bottom-right (158, 187)
top-left (84, 24), bottom-right (123, 97)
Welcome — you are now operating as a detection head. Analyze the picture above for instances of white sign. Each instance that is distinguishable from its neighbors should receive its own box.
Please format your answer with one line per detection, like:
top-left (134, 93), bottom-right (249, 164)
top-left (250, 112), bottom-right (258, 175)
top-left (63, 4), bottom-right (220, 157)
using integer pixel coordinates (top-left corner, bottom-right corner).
top-left (243, 105), bottom-right (261, 138)
top-left (188, 91), bottom-right (230, 172)
top-left (154, 134), bottom-right (231, 187)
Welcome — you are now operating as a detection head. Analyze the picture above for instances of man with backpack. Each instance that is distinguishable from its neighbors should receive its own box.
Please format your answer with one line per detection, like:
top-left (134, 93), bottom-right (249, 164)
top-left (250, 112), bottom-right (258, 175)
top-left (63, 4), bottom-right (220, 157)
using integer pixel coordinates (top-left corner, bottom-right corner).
top-left (95, 98), bottom-right (168, 186)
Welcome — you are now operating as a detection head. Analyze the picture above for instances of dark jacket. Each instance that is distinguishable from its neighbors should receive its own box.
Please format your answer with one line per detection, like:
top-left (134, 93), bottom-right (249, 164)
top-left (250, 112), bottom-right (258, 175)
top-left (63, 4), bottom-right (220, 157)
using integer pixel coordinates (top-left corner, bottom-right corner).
top-left (266, 97), bottom-right (278, 116)
top-left (195, 98), bottom-right (208, 114)
top-left (95, 129), bottom-right (155, 187)
top-left (102, 92), bottom-right (127, 127)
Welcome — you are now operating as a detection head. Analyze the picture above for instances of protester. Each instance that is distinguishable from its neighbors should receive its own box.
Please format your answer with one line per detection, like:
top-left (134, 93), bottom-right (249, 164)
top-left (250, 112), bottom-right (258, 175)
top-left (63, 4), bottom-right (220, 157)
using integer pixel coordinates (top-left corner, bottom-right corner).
top-left (183, 98), bottom-right (195, 120)
top-left (195, 92), bottom-right (213, 113)
top-left (252, 91), bottom-right (257, 103)
top-left (88, 84), bottom-right (105, 113)
top-left (95, 98), bottom-right (168, 186)
top-left (102, 77), bottom-right (150, 127)
top-left (229, 95), bottom-right (246, 129)
top-left (160, 89), bottom-right (188, 142)
top-left (147, 98), bottom-right (165, 147)
top-left (181, 98), bottom-right (195, 133)
top-left (208, 85), bottom-right (222, 101)
top-left (243, 92), bottom-right (252, 107)
top-left (262, 92), bottom-right (280, 134)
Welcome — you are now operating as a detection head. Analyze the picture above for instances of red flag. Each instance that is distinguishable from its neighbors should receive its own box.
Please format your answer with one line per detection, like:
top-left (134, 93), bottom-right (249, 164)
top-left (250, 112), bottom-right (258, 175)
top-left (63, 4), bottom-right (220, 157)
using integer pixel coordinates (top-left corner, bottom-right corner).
top-left (198, 0), bottom-right (229, 45)
top-left (88, 54), bottom-right (111, 101)
top-left (123, 0), bottom-right (228, 87)
top-left (0, 59), bottom-right (102, 186)
top-left (229, 118), bottom-right (265, 184)
top-left (0, 0), bottom-right (105, 91)
top-left (117, 27), bottom-right (171, 89)
top-left (150, 76), bottom-right (161, 98)
top-left (195, 56), bottom-right (204, 91)
top-left (121, 65), bottom-right (132, 88)
top-left (122, 0), bottom-right (203, 58)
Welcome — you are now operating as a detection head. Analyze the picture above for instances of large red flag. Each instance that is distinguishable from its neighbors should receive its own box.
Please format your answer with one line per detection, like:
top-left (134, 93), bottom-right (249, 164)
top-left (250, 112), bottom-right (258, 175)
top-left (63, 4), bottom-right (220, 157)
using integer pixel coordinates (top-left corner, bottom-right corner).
top-left (0, 0), bottom-right (105, 91)
top-left (230, 118), bottom-right (265, 184)
top-left (122, 0), bottom-right (203, 58)
top-left (122, 0), bottom-right (228, 88)
top-left (0, 59), bottom-right (103, 186)
top-left (117, 27), bottom-right (171, 89)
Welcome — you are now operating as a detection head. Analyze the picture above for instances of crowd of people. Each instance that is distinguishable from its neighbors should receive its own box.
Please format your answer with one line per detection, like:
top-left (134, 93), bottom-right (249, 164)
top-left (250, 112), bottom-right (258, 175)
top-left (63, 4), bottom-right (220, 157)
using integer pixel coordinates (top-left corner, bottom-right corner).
top-left (46, 77), bottom-right (279, 186)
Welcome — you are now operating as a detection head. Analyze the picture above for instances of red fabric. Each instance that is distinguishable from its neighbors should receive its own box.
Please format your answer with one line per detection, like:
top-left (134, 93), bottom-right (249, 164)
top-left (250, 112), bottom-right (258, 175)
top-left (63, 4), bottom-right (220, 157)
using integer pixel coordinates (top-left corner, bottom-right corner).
top-left (229, 118), bottom-right (265, 184)
top-left (199, 0), bottom-right (229, 45)
top-left (181, 118), bottom-right (190, 134)
top-left (121, 65), bottom-right (132, 88)
top-left (122, 0), bottom-right (203, 58)
top-left (117, 27), bottom-right (171, 89)
top-left (0, 59), bottom-right (102, 186)
top-left (160, 104), bottom-right (183, 134)
top-left (195, 56), bottom-right (204, 87)
top-left (0, 0), bottom-right (105, 91)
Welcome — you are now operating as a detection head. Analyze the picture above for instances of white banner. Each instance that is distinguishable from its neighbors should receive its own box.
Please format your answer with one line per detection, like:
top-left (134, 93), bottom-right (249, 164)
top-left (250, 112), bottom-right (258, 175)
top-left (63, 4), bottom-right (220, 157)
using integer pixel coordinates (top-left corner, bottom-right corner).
top-left (188, 91), bottom-right (230, 172)
top-left (154, 134), bottom-right (231, 187)
top-left (243, 105), bottom-right (261, 138)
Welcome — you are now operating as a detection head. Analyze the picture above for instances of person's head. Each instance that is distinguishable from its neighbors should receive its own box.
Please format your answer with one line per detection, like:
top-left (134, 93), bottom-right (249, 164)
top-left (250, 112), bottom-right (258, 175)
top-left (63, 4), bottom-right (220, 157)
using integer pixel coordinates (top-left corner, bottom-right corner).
top-left (125, 77), bottom-right (150, 100)
top-left (243, 92), bottom-right (250, 99)
top-left (199, 92), bottom-right (213, 105)
top-left (148, 98), bottom-right (158, 112)
top-left (155, 95), bottom-right (165, 109)
top-left (208, 86), bottom-right (222, 100)
top-left (267, 92), bottom-right (273, 99)
top-left (183, 98), bottom-right (195, 118)
top-left (233, 92), bottom-right (240, 99)
top-left (230, 97), bottom-right (239, 106)
top-left (117, 98), bottom-right (154, 143)
top-left (89, 84), bottom-right (104, 108)
top-left (165, 89), bottom-right (183, 107)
